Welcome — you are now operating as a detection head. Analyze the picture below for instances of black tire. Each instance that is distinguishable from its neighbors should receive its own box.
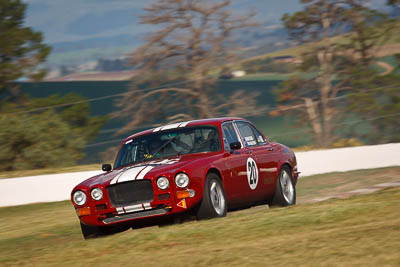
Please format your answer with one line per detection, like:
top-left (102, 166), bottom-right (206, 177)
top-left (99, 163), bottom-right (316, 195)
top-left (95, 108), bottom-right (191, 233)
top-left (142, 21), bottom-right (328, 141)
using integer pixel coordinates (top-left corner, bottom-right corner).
top-left (271, 165), bottom-right (296, 207)
top-left (158, 215), bottom-right (181, 228)
top-left (196, 173), bottom-right (227, 220)
top-left (80, 222), bottom-right (127, 239)
top-left (80, 222), bottom-right (105, 239)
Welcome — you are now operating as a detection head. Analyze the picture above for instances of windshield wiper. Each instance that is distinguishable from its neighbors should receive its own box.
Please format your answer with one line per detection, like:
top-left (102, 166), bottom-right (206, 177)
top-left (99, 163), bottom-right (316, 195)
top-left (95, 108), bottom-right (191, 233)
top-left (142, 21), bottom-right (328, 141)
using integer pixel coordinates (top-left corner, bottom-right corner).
top-left (151, 136), bottom-right (177, 157)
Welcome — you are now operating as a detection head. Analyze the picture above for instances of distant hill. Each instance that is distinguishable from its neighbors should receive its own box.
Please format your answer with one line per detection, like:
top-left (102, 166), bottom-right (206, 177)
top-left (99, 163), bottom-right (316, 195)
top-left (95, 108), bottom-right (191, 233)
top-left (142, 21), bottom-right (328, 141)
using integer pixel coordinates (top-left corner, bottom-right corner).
top-left (24, 0), bottom-right (306, 68)
top-left (23, 0), bottom-right (390, 71)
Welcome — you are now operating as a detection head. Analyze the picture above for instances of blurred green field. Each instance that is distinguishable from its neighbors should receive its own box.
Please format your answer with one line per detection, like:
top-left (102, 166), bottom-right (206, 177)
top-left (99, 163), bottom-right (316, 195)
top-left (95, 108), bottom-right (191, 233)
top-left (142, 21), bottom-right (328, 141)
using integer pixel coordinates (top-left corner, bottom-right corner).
top-left (239, 20), bottom-right (400, 63)
top-left (1, 167), bottom-right (399, 266)
top-left (20, 80), bottom-right (317, 164)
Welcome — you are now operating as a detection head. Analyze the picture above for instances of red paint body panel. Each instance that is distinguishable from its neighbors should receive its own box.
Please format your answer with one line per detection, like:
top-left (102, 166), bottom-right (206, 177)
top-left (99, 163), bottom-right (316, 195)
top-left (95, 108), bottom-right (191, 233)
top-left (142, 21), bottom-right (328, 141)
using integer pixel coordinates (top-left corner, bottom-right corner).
top-left (71, 117), bottom-right (298, 227)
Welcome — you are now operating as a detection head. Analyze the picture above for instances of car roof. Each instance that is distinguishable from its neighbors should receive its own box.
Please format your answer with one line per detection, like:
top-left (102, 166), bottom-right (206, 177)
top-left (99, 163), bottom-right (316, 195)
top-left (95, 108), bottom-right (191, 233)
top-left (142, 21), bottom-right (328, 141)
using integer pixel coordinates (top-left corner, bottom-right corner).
top-left (123, 117), bottom-right (245, 141)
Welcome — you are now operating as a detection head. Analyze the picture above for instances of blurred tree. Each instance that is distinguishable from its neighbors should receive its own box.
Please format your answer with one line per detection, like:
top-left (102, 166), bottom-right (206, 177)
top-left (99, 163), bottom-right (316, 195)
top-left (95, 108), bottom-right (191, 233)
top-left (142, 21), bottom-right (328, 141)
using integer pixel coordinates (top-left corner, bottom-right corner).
top-left (0, 111), bottom-right (84, 171)
top-left (274, 0), bottom-right (392, 146)
top-left (387, 0), bottom-right (400, 19)
top-left (387, 0), bottom-right (400, 6)
top-left (0, 0), bottom-right (51, 104)
top-left (25, 94), bottom-right (108, 142)
top-left (345, 70), bottom-right (400, 144)
top-left (0, 94), bottom-right (108, 171)
top-left (113, 0), bottom-right (264, 134)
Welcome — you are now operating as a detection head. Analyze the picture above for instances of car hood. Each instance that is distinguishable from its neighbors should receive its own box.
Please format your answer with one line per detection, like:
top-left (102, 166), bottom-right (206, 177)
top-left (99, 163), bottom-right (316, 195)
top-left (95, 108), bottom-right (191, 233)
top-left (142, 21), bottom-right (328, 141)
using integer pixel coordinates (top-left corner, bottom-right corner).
top-left (77, 153), bottom-right (215, 189)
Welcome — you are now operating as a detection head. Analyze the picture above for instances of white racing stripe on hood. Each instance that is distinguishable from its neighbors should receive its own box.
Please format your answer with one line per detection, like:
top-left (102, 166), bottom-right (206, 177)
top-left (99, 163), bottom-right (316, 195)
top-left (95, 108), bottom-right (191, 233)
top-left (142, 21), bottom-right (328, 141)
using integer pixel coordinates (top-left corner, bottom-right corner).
top-left (117, 166), bottom-right (147, 183)
top-left (110, 172), bottom-right (124, 185)
top-left (110, 158), bottom-right (179, 185)
top-left (136, 166), bottom-right (154, 180)
top-left (144, 158), bottom-right (180, 165)
top-left (158, 159), bottom-right (180, 165)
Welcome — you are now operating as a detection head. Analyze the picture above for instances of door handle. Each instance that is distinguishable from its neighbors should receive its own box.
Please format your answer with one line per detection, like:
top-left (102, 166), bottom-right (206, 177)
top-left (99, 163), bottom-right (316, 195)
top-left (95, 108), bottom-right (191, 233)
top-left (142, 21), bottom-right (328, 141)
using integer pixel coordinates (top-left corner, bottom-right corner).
top-left (267, 147), bottom-right (273, 151)
top-left (246, 150), bottom-right (253, 154)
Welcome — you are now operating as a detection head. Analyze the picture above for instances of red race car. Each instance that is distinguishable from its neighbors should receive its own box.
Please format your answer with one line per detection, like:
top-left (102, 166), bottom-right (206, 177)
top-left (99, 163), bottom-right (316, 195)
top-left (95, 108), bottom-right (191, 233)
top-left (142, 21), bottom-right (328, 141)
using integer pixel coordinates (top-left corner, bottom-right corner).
top-left (71, 117), bottom-right (299, 239)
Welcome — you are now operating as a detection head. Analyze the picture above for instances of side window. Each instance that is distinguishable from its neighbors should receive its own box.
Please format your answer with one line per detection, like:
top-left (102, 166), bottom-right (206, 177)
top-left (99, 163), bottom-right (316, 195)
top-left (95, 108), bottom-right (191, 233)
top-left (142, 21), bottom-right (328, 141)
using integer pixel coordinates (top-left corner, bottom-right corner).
top-left (222, 122), bottom-right (240, 150)
top-left (250, 125), bottom-right (267, 145)
top-left (236, 121), bottom-right (257, 147)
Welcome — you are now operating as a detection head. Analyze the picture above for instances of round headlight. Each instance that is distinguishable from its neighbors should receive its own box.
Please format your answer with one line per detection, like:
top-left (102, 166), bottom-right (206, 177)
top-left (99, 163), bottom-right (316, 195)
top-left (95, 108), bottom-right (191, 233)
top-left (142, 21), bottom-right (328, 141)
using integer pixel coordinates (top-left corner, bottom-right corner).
top-left (175, 173), bottom-right (189, 188)
top-left (91, 188), bottom-right (103, 201)
top-left (73, 190), bottom-right (87, 206)
top-left (157, 176), bottom-right (169, 190)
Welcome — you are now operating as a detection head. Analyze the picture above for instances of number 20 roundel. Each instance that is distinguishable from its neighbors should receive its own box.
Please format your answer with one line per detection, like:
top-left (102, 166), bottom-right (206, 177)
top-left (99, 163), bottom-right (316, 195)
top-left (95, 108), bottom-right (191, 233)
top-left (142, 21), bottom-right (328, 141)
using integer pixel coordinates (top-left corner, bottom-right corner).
top-left (246, 157), bottom-right (259, 190)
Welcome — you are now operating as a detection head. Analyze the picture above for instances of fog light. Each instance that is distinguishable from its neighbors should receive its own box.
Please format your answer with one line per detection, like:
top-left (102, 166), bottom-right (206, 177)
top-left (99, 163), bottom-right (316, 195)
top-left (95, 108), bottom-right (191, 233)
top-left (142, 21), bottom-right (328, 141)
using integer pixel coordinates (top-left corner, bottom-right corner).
top-left (77, 207), bottom-right (91, 216)
top-left (188, 189), bottom-right (195, 197)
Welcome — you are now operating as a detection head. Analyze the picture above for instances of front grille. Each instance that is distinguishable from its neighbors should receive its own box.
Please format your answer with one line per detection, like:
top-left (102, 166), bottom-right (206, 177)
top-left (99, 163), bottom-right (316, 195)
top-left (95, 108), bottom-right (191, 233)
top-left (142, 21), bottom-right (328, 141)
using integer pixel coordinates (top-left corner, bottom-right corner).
top-left (107, 180), bottom-right (154, 207)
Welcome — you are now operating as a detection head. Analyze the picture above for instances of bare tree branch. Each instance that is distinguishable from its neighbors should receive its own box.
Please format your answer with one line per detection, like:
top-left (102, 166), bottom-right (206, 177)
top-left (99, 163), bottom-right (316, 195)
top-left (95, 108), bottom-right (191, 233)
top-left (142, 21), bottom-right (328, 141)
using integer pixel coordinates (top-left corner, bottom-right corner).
top-left (113, 0), bottom-right (261, 134)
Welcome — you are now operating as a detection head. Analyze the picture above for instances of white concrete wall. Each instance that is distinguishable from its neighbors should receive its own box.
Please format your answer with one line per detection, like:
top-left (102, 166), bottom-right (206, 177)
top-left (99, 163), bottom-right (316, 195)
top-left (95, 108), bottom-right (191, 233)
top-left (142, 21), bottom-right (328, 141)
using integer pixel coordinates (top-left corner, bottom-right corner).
top-left (0, 143), bottom-right (399, 207)
top-left (296, 143), bottom-right (400, 176)
top-left (0, 171), bottom-right (102, 207)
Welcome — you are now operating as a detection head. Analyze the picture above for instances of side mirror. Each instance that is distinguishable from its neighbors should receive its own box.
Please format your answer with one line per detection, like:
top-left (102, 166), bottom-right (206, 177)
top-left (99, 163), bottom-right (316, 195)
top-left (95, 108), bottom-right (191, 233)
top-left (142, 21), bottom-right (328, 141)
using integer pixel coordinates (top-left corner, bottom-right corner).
top-left (230, 142), bottom-right (242, 150)
top-left (102, 164), bottom-right (112, 172)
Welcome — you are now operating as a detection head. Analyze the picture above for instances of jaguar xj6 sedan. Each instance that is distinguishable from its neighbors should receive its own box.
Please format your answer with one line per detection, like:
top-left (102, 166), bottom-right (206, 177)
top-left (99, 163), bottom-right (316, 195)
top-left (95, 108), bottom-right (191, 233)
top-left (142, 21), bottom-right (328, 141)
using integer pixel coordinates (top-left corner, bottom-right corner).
top-left (71, 117), bottom-right (299, 239)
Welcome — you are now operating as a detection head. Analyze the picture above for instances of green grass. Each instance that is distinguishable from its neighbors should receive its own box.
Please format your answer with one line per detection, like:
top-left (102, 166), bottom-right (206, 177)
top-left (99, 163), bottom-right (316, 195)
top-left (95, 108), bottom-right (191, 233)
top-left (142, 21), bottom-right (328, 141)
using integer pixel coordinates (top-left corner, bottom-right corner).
top-left (297, 166), bottom-right (400, 203)
top-left (0, 167), bottom-right (400, 266)
top-left (0, 164), bottom-right (100, 179)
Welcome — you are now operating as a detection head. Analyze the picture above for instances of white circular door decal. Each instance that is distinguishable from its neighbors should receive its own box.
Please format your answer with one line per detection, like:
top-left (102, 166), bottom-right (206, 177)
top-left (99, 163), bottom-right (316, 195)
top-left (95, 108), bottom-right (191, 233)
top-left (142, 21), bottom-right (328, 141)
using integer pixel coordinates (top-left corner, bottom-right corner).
top-left (246, 157), bottom-right (259, 190)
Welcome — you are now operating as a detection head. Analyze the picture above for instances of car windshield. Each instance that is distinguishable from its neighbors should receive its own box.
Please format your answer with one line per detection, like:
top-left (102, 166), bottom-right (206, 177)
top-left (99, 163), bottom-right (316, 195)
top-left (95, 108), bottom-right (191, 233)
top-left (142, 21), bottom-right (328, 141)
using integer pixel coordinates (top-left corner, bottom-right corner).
top-left (114, 126), bottom-right (221, 168)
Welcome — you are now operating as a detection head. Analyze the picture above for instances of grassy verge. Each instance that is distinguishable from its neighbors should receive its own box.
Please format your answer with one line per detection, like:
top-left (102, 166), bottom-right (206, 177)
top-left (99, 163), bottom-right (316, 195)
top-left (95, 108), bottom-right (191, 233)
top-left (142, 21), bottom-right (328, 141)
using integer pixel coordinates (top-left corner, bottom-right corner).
top-left (297, 166), bottom-right (400, 203)
top-left (0, 167), bottom-right (399, 266)
top-left (0, 164), bottom-right (100, 179)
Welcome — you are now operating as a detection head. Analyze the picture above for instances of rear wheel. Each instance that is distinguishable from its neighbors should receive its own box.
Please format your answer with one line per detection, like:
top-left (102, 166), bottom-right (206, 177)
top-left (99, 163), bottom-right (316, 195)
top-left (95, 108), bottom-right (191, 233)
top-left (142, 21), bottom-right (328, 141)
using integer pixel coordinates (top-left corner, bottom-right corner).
top-left (197, 173), bottom-right (227, 219)
top-left (270, 165), bottom-right (296, 206)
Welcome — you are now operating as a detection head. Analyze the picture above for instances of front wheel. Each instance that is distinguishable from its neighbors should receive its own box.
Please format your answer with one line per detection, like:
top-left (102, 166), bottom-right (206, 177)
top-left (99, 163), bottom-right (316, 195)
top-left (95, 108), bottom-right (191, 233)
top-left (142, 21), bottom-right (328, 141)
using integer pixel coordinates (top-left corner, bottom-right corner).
top-left (80, 222), bottom-right (128, 239)
top-left (196, 173), bottom-right (227, 220)
top-left (270, 166), bottom-right (296, 206)
top-left (80, 222), bottom-right (105, 239)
